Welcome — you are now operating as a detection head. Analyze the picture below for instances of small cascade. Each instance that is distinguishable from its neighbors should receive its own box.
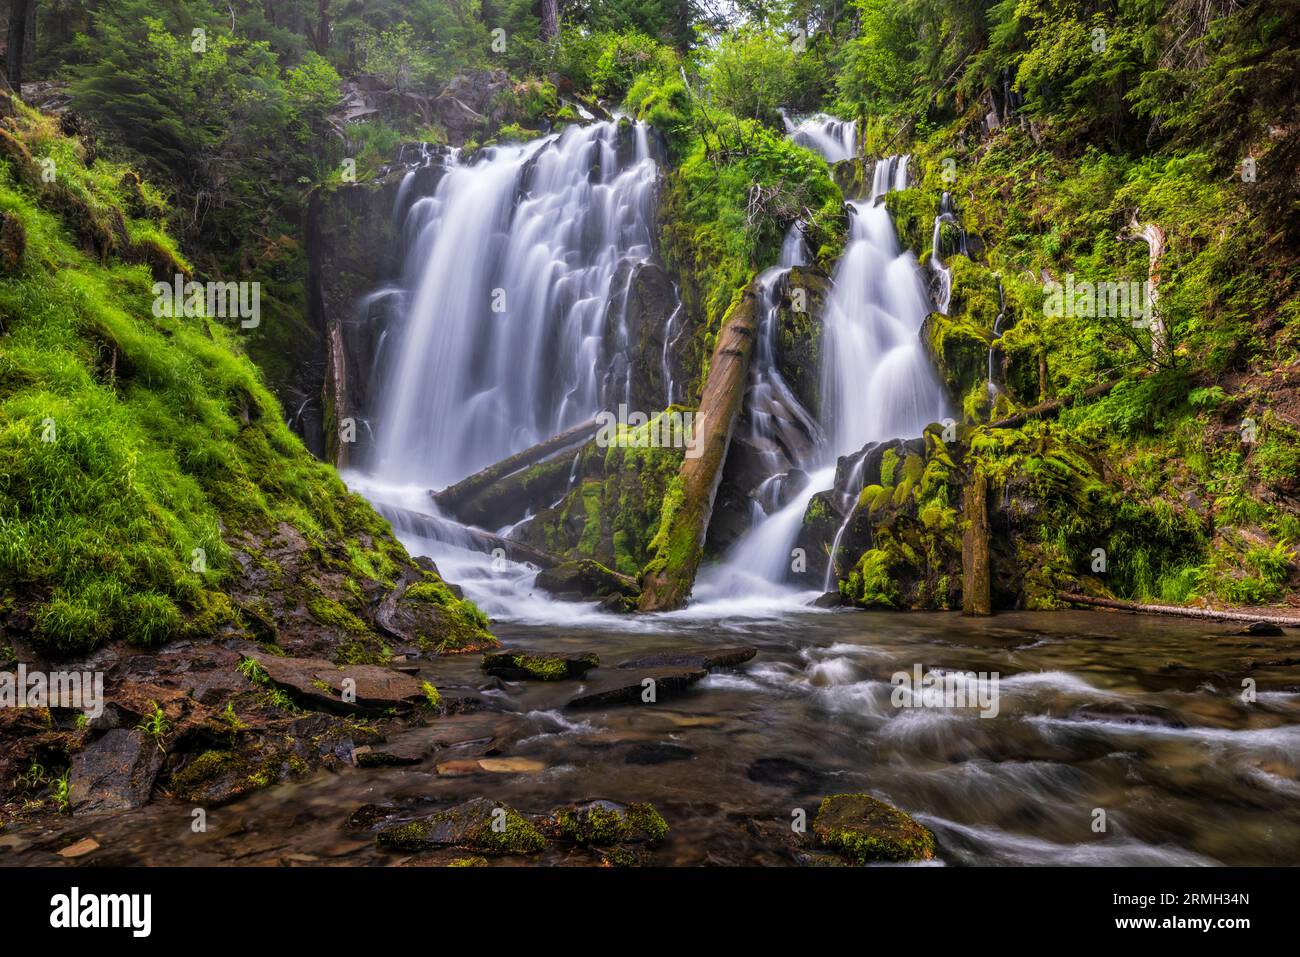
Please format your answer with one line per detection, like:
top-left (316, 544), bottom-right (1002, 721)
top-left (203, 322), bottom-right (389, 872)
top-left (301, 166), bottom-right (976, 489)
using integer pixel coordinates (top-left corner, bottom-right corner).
top-left (781, 110), bottom-right (858, 163)
top-left (929, 191), bottom-right (966, 315)
top-left (987, 279), bottom-right (1008, 400)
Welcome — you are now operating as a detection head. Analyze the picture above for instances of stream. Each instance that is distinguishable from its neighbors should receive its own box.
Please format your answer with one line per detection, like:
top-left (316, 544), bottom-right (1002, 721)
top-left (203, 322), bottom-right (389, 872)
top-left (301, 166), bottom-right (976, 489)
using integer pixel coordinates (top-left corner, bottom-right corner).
top-left (10, 598), bottom-right (1300, 866)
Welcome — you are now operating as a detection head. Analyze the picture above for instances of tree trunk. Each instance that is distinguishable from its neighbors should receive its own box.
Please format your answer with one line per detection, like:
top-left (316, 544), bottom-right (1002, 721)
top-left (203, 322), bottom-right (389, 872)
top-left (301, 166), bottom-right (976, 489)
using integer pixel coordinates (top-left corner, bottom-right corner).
top-left (540, 0), bottom-right (559, 41)
top-left (6, 0), bottom-right (31, 90)
top-left (638, 285), bottom-right (760, 611)
top-left (961, 464), bottom-right (992, 616)
top-left (1121, 210), bottom-right (1167, 358)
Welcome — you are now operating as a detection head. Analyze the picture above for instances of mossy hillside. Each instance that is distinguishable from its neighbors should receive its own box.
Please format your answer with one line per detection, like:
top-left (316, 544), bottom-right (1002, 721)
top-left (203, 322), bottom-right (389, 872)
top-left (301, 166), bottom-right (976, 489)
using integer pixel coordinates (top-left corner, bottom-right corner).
top-left (626, 71), bottom-right (846, 397)
top-left (0, 98), bottom-right (492, 658)
top-left (875, 100), bottom-right (1300, 608)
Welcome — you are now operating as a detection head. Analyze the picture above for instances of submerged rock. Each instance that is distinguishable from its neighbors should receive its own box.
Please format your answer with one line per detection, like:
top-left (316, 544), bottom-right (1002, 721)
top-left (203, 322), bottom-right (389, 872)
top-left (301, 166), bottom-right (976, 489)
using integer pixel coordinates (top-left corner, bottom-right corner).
top-left (615, 646), bottom-right (756, 670)
top-left (812, 793), bottom-right (937, 864)
top-left (375, 797), bottom-right (545, 855)
top-left (567, 667), bottom-right (707, 709)
top-left (482, 648), bottom-right (599, 681)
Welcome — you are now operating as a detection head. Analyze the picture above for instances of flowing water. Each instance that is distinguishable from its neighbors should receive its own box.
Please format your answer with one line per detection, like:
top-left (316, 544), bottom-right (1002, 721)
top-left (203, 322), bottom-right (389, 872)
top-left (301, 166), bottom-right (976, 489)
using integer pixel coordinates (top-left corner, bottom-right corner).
top-left (16, 610), bottom-right (1300, 866)
top-left (369, 120), bottom-right (660, 488)
top-left (182, 116), bottom-right (1300, 869)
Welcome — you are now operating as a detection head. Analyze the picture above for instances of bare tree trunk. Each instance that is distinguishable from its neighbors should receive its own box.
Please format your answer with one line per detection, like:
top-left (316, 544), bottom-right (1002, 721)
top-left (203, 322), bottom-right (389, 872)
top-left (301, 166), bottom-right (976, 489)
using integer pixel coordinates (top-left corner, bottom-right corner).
top-left (1121, 209), bottom-right (1167, 359)
top-left (540, 0), bottom-right (559, 42)
top-left (6, 0), bottom-right (31, 90)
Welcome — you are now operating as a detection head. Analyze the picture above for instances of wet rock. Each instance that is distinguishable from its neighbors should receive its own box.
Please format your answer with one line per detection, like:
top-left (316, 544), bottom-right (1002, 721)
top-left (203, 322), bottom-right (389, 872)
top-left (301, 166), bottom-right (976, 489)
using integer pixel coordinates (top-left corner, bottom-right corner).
top-left (616, 646), bottom-right (756, 671)
top-left (351, 732), bottom-right (436, 767)
top-left (68, 729), bottom-right (164, 815)
top-left (169, 749), bottom-right (278, 804)
top-left (245, 652), bottom-right (428, 715)
top-left (812, 591), bottom-right (843, 608)
top-left (567, 667), bottom-right (707, 709)
top-left (375, 797), bottom-right (545, 855)
top-left (812, 793), bottom-right (937, 864)
top-left (1232, 621), bottom-right (1284, 636)
top-left (596, 593), bottom-right (638, 614)
top-left (346, 804), bottom-right (399, 829)
top-left (482, 648), bottom-right (599, 681)
top-left (535, 559), bottom-right (639, 602)
top-left (747, 756), bottom-right (833, 792)
top-left (546, 799), bottom-right (669, 846)
top-left (624, 742), bottom-right (694, 765)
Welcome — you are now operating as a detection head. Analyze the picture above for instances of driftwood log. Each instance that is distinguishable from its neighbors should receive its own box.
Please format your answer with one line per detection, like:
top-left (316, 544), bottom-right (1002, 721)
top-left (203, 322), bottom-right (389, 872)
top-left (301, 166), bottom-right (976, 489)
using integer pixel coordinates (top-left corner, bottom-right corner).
top-left (1061, 593), bottom-right (1300, 628)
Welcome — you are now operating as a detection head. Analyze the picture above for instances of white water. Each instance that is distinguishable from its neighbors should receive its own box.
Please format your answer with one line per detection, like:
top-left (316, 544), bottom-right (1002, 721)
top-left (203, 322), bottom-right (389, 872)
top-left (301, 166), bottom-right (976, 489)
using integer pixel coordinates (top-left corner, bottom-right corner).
top-left (700, 138), bottom-right (946, 602)
top-left (782, 110), bottom-right (857, 163)
top-left (370, 120), bottom-right (659, 488)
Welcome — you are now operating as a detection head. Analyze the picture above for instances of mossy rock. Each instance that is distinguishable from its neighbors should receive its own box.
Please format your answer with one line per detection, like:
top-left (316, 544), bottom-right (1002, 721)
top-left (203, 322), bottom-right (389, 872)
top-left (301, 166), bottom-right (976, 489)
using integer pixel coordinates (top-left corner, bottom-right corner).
top-left (376, 798), bottom-right (545, 855)
top-left (812, 793), bottom-right (937, 864)
top-left (481, 648), bottom-right (599, 681)
top-left (884, 187), bottom-right (940, 254)
top-left (548, 799), bottom-right (669, 846)
top-left (921, 311), bottom-right (990, 410)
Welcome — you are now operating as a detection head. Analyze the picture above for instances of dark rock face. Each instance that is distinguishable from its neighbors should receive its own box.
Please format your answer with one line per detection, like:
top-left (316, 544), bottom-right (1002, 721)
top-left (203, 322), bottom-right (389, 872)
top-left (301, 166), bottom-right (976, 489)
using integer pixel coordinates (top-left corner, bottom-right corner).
top-left (567, 667), bottom-right (707, 709)
top-left (601, 259), bottom-right (683, 412)
top-left (304, 151), bottom-right (449, 464)
top-left (535, 559), bottom-right (639, 602)
top-left (68, 729), bottom-right (164, 815)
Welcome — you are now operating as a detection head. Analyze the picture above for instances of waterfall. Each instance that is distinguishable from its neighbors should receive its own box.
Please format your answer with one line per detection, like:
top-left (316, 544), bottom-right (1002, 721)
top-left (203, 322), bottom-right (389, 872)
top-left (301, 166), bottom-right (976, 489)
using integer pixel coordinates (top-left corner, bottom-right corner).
top-left (368, 120), bottom-right (660, 488)
top-left (781, 111), bottom-right (858, 163)
top-left (699, 153), bottom-right (948, 600)
top-left (988, 279), bottom-right (1007, 399)
top-left (929, 191), bottom-right (968, 315)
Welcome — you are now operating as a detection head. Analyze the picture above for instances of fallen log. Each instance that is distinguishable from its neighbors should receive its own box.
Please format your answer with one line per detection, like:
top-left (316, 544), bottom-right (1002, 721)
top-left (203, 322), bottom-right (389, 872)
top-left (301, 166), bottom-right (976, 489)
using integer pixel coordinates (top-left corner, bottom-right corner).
top-left (638, 285), bottom-right (760, 611)
top-left (989, 377), bottom-right (1123, 429)
top-left (432, 417), bottom-right (598, 514)
top-left (1060, 593), bottom-right (1300, 628)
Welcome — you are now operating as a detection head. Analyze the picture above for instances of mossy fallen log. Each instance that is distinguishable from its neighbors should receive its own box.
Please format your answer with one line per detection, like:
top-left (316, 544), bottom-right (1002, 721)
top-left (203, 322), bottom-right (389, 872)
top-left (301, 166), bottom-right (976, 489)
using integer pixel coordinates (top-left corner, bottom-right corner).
top-left (1060, 593), bottom-right (1300, 628)
top-left (432, 417), bottom-right (599, 515)
top-left (638, 285), bottom-right (759, 611)
top-left (989, 377), bottom-right (1123, 429)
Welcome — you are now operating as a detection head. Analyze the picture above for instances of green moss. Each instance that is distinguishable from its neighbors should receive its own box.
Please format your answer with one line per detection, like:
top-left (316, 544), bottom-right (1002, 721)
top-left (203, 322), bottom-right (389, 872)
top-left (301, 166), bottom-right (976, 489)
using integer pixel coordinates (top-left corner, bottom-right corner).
top-left (813, 793), bottom-right (937, 864)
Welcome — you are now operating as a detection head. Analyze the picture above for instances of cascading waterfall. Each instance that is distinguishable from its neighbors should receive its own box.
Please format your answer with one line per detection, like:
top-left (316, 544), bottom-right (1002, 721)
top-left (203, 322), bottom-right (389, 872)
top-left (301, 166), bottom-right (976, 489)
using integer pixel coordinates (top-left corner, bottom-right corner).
top-left (701, 140), bottom-right (947, 600)
top-left (347, 120), bottom-right (676, 620)
top-left (781, 110), bottom-right (858, 163)
top-left (369, 120), bottom-right (659, 488)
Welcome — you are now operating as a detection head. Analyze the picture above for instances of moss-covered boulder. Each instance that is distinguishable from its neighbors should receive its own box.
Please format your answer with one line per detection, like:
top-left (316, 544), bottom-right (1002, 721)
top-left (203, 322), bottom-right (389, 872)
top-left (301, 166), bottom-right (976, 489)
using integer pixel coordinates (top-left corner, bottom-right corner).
top-left (376, 797), bottom-right (545, 855)
top-left (482, 648), bottom-right (600, 681)
top-left (812, 793), bottom-right (937, 864)
top-left (547, 799), bottom-right (669, 846)
top-left (885, 187), bottom-right (940, 255)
